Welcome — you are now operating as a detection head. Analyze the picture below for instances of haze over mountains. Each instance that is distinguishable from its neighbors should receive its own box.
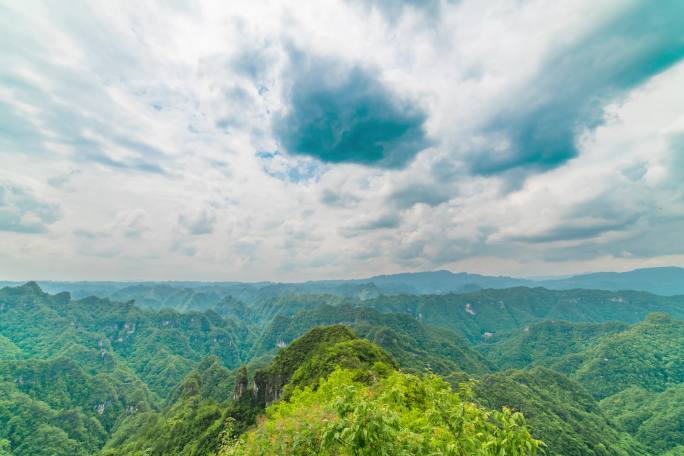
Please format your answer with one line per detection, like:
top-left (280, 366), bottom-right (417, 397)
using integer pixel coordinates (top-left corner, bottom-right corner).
top-left (2, 267), bottom-right (682, 304)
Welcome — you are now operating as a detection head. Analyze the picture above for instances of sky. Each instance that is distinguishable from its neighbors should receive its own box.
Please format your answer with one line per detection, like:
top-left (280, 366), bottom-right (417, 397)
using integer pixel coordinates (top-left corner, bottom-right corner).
top-left (1, 0), bottom-right (683, 281)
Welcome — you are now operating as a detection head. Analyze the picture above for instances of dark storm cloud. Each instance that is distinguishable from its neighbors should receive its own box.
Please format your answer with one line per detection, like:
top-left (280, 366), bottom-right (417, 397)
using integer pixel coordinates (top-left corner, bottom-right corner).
top-left (471, 0), bottom-right (684, 175)
top-left (274, 55), bottom-right (430, 168)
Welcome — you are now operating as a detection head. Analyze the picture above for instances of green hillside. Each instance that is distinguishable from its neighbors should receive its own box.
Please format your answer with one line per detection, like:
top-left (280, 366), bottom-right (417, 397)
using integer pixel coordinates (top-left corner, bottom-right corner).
top-left (365, 288), bottom-right (684, 341)
top-left (1, 283), bottom-right (682, 455)
top-left (475, 367), bottom-right (645, 456)
top-left (250, 304), bottom-right (493, 375)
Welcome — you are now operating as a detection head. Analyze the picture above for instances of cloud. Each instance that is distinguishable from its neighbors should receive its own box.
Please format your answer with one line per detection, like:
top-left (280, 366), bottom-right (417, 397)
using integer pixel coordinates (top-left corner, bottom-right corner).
top-left (469, 0), bottom-right (684, 176)
top-left (513, 216), bottom-right (639, 244)
top-left (114, 210), bottom-right (150, 240)
top-left (0, 183), bottom-right (61, 233)
top-left (257, 151), bottom-right (321, 183)
top-left (273, 55), bottom-right (430, 168)
top-left (178, 209), bottom-right (216, 236)
top-left (320, 189), bottom-right (360, 208)
top-left (1, 0), bottom-right (684, 281)
top-left (47, 169), bottom-right (81, 188)
top-left (230, 47), bottom-right (275, 82)
top-left (339, 212), bottom-right (401, 238)
top-left (348, 0), bottom-right (443, 22)
top-left (388, 181), bottom-right (452, 209)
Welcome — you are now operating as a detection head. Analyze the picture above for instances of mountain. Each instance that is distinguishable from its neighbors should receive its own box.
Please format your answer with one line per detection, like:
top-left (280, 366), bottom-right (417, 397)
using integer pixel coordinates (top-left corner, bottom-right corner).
top-left (331, 270), bottom-right (534, 294)
top-left (477, 314), bottom-right (684, 454)
top-left (475, 367), bottom-right (646, 456)
top-left (249, 303), bottom-right (493, 376)
top-left (2, 282), bottom-right (683, 455)
top-left (0, 283), bottom-right (254, 455)
top-left (363, 287), bottom-right (684, 342)
top-left (217, 326), bottom-right (541, 456)
top-left (541, 267), bottom-right (684, 296)
top-left (479, 313), bottom-right (684, 399)
top-left (477, 320), bottom-right (629, 370)
top-left (101, 356), bottom-right (236, 456)
top-left (600, 384), bottom-right (684, 455)
top-left (3, 267), bottom-right (683, 304)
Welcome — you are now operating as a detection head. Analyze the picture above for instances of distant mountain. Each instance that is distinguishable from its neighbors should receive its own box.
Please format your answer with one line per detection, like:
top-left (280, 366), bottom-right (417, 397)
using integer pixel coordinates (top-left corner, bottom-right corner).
top-left (541, 267), bottom-right (684, 296)
top-left (3, 267), bottom-right (682, 306)
top-left (357, 270), bottom-right (535, 294)
top-left (349, 267), bottom-right (684, 296)
top-left (363, 287), bottom-right (684, 342)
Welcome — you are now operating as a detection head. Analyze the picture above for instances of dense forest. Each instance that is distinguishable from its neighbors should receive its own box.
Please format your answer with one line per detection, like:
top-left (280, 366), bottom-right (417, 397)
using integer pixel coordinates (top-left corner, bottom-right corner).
top-left (0, 282), bottom-right (683, 455)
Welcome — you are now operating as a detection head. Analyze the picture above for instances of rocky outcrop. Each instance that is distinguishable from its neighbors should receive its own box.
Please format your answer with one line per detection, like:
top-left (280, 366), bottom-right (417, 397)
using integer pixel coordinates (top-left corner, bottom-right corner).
top-left (233, 366), bottom-right (249, 401)
top-left (252, 370), bottom-right (288, 406)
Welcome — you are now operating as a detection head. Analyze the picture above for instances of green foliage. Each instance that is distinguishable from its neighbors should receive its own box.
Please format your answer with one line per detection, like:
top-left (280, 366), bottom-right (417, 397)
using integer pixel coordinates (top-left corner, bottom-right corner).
top-left (474, 367), bottom-right (646, 456)
top-left (601, 384), bottom-right (684, 455)
top-left (222, 368), bottom-right (542, 456)
top-left (284, 339), bottom-right (396, 398)
top-left (256, 325), bottom-right (358, 382)
top-left (364, 288), bottom-right (684, 342)
top-left (477, 313), bottom-right (684, 453)
top-left (478, 320), bottom-right (628, 370)
top-left (0, 439), bottom-right (12, 456)
top-left (0, 336), bottom-right (22, 360)
top-left (251, 325), bottom-right (396, 407)
top-left (2, 282), bottom-right (683, 456)
top-left (101, 357), bottom-right (236, 456)
top-left (549, 313), bottom-right (684, 399)
top-left (0, 283), bottom-right (254, 454)
top-left (251, 304), bottom-right (492, 376)
top-left (478, 314), bottom-right (684, 399)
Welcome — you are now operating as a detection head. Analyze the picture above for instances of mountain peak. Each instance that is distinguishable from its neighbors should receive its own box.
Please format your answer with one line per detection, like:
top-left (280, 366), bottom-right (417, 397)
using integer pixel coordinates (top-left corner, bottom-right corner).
top-left (20, 281), bottom-right (43, 293)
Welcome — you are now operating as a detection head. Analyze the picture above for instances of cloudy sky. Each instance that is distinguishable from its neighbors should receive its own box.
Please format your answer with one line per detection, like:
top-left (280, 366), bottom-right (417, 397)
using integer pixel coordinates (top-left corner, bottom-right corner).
top-left (1, 0), bottom-right (683, 281)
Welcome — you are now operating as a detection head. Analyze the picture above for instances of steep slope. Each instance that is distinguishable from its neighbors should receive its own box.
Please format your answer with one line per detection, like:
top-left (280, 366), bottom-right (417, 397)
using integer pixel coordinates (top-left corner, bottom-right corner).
top-left (477, 314), bottom-right (684, 454)
top-left (478, 313), bottom-right (684, 399)
top-left (0, 284), bottom-right (255, 455)
top-left (219, 326), bottom-right (541, 456)
top-left (550, 313), bottom-right (684, 399)
top-left (475, 367), bottom-right (646, 456)
top-left (477, 320), bottom-right (629, 370)
top-left (364, 288), bottom-right (684, 341)
top-left (0, 283), bottom-right (253, 396)
top-left (600, 384), bottom-right (684, 455)
top-left (249, 325), bottom-right (396, 406)
top-left (101, 356), bottom-right (235, 456)
top-left (250, 304), bottom-right (492, 376)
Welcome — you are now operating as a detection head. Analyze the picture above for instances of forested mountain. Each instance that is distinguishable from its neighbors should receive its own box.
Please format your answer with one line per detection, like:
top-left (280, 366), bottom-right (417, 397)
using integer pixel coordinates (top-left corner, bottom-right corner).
top-left (477, 314), bottom-right (684, 454)
top-left (478, 314), bottom-right (684, 399)
top-left (600, 385), bottom-right (684, 455)
top-left (249, 304), bottom-right (493, 375)
top-left (2, 267), bottom-right (682, 311)
top-left (475, 367), bottom-right (646, 456)
top-left (363, 287), bottom-right (684, 341)
top-left (1, 282), bottom-right (682, 455)
top-left (541, 267), bottom-right (684, 296)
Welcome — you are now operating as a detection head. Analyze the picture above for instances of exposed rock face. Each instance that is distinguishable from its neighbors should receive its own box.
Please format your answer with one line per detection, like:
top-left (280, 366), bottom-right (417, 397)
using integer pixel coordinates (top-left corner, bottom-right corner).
top-left (252, 371), bottom-right (287, 406)
top-left (233, 366), bottom-right (249, 401)
top-left (232, 326), bottom-right (360, 408)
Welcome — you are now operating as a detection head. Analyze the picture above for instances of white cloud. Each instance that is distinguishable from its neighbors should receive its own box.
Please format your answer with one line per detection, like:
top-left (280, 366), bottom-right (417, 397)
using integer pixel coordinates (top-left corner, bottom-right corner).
top-left (0, 0), bottom-right (682, 280)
